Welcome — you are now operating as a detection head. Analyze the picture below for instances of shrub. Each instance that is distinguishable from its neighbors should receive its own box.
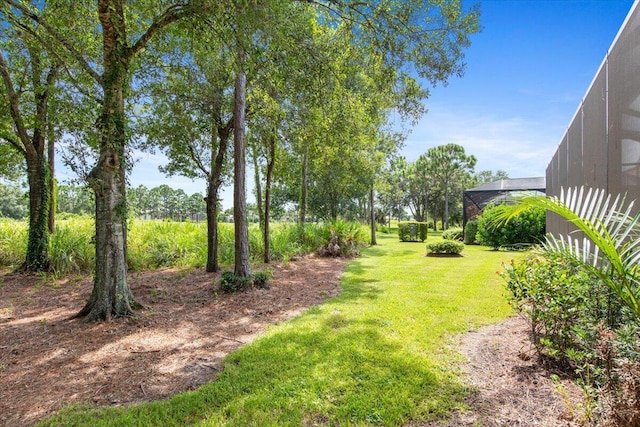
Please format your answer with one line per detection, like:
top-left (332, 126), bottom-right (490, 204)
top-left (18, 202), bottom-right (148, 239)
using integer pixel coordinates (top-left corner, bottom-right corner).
top-left (220, 271), bottom-right (252, 293)
top-left (464, 220), bottom-right (478, 244)
top-left (477, 203), bottom-right (545, 249)
top-left (375, 223), bottom-right (389, 234)
top-left (502, 249), bottom-right (640, 422)
top-left (398, 221), bottom-right (428, 242)
top-left (426, 240), bottom-right (464, 255)
top-left (317, 221), bottom-right (368, 257)
top-left (49, 221), bottom-right (95, 275)
top-left (252, 270), bottom-right (272, 289)
top-left (441, 227), bottom-right (463, 241)
top-left (502, 251), bottom-right (617, 363)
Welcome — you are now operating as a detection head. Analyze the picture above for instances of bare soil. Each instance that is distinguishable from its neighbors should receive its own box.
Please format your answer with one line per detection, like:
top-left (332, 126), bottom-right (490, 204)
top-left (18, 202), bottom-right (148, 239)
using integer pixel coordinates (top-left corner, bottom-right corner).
top-left (0, 256), bottom-right (584, 427)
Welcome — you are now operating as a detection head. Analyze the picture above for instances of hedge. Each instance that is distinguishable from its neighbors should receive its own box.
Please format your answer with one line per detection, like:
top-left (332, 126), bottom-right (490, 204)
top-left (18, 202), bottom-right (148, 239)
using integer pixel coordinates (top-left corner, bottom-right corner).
top-left (398, 221), bottom-right (428, 242)
top-left (426, 240), bottom-right (464, 255)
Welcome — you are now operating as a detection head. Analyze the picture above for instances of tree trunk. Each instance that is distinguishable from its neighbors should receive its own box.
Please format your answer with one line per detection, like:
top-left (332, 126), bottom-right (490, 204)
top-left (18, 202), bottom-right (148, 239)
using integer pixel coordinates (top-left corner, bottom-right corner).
top-left (444, 178), bottom-right (450, 230)
top-left (205, 182), bottom-right (220, 273)
top-left (432, 205), bottom-right (438, 231)
top-left (205, 124), bottom-right (230, 273)
top-left (370, 186), bottom-right (377, 245)
top-left (233, 66), bottom-right (251, 278)
top-left (77, 148), bottom-right (135, 321)
top-left (264, 133), bottom-right (276, 263)
top-left (299, 143), bottom-right (309, 228)
top-left (251, 143), bottom-right (264, 230)
top-left (24, 156), bottom-right (50, 271)
top-left (76, 0), bottom-right (136, 320)
top-left (47, 124), bottom-right (55, 234)
top-left (0, 49), bottom-right (56, 272)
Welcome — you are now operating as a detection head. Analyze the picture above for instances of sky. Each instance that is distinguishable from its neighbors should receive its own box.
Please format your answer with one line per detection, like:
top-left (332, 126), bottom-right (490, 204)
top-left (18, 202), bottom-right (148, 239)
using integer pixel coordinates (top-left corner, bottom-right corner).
top-left (56, 0), bottom-right (638, 209)
top-left (403, 0), bottom-right (637, 176)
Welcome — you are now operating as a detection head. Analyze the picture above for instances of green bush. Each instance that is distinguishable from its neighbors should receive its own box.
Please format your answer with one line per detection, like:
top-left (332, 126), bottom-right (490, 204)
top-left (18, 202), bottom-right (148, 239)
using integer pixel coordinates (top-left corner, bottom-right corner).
top-left (317, 220), bottom-right (368, 257)
top-left (501, 248), bottom-right (639, 420)
top-left (252, 270), bottom-right (272, 289)
top-left (220, 271), bottom-right (252, 293)
top-left (426, 240), bottom-right (464, 255)
top-left (464, 220), bottom-right (478, 244)
top-left (441, 227), bottom-right (463, 241)
top-left (502, 251), bottom-right (618, 364)
top-left (476, 203), bottom-right (545, 249)
top-left (375, 223), bottom-right (389, 234)
top-left (398, 221), bottom-right (428, 242)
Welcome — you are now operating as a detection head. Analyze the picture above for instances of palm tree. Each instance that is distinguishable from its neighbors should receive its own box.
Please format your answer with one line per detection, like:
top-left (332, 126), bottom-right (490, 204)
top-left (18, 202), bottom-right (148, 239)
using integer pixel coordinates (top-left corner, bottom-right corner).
top-left (503, 186), bottom-right (640, 319)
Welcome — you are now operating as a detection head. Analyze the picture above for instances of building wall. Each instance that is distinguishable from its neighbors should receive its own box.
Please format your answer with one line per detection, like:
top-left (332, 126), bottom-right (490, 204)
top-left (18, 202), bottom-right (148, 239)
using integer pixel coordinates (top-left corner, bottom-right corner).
top-left (546, 2), bottom-right (640, 235)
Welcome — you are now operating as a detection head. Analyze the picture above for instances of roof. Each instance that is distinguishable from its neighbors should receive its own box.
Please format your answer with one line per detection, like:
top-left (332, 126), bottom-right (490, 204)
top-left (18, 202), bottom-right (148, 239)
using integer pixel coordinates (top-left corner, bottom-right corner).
top-left (466, 177), bottom-right (546, 193)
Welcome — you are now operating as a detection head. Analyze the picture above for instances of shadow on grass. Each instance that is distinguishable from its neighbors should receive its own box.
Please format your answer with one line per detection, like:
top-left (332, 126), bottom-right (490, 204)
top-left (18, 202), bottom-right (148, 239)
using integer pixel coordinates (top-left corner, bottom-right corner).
top-left (42, 316), bottom-right (467, 427)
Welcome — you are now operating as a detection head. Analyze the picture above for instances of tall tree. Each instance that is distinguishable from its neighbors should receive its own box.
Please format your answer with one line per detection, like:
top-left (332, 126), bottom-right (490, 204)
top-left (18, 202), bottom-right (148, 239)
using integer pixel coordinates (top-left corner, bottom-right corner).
top-left (0, 12), bottom-right (60, 271)
top-left (142, 24), bottom-right (233, 272)
top-left (425, 143), bottom-right (476, 230)
top-left (404, 157), bottom-right (430, 222)
top-left (3, 0), bottom-right (213, 320)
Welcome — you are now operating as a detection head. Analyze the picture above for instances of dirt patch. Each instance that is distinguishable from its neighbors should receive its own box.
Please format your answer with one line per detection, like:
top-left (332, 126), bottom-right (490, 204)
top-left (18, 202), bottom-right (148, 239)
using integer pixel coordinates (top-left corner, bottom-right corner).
top-left (421, 316), bottom-right (586, 427)
top-left (1, 257), bottom-right (584, 427)
top-left (0, 255), bottom-right (346, 426)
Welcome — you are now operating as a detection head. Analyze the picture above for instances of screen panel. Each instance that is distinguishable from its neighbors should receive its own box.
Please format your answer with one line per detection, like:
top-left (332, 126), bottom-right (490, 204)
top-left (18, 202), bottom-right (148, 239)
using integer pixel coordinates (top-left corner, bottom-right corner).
top-left (608, 5), bottom-right (640, 201)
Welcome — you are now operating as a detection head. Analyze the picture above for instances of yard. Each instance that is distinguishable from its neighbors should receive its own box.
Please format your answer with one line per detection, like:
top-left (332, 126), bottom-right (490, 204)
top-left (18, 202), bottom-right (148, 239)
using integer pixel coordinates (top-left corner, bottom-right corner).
top-left (0, 232), bottom-right (582, 426)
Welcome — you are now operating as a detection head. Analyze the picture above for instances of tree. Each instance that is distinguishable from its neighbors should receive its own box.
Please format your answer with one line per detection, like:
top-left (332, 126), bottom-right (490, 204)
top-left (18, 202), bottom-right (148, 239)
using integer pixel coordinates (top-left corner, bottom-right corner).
top-left (2, 0), bottom-right (215, 320)
top-left (475, 169), bottom-right (509, 186)
top-left (425, 143), bottom-right (476, 230)
top-left (0, 9), bottom-right (60, 270)
top-left (280, 0), bottom-right (478, 226)
top-left (141, 21), bottom-right (234, 272)
top-left (378, 156), bottom-right (409, 226)
top-left (0, 182), bottom-right (27, 219)
top-left (0, 143), bottom-right (23, 181)
top-left (56, 185), bottom-right (94, 215)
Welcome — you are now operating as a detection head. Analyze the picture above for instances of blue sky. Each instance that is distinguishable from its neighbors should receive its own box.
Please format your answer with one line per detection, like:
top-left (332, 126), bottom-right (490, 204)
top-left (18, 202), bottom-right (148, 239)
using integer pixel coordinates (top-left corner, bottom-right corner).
top-left (62, 0), bottom-right (637, 209)
top-left (404, 0), bottom-right (636, 177)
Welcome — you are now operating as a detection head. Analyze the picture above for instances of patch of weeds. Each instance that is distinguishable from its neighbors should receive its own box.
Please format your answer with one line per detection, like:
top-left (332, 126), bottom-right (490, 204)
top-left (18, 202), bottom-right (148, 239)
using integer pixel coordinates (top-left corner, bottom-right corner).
top-left (253, 270), bottom-right (272, 289)
top-left (220, 271), bottom-right (252, 293)
top-left (149, 288), bottom-right (168, 299)
top-left (0, 302), bottom-right (15, 319)
top-left (326, 313), bottom-right (349, 329)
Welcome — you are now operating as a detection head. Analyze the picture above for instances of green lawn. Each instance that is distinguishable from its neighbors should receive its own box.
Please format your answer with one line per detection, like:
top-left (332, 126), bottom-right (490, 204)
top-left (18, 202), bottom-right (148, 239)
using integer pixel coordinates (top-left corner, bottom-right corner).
top-left (39, 232), bottom-right (523, 427)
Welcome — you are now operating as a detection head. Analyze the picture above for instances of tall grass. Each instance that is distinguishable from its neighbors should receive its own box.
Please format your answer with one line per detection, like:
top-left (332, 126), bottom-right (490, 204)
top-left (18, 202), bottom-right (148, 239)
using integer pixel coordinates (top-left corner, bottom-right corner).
top-left (0, 218), bottom-right (27, 267)
top-left (49, 219), bottom-right (95, 275)
top-left (0, 217), bottom-right (369, 273)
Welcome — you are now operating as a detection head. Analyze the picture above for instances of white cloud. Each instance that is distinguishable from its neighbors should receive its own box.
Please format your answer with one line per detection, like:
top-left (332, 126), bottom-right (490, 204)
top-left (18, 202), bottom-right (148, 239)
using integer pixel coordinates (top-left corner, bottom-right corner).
top-left (402, 106), bottom-right (565, 179)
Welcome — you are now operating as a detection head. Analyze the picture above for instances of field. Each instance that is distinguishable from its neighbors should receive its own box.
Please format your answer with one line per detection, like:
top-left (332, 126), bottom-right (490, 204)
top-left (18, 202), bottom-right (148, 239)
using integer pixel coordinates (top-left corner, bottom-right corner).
top-left (0, 217), bottom-right (367, 274)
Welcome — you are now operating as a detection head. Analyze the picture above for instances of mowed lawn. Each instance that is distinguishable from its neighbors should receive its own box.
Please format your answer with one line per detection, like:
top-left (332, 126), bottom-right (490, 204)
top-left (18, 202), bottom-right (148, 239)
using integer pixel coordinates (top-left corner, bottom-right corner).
top-left (40, 232), bottom-right (523, 427)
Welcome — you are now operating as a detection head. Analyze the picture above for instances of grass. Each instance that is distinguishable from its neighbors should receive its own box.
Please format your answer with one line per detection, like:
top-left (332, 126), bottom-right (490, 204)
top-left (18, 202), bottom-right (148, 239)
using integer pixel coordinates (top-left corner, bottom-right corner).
top-left (38, 231), bottom-right (522, 426)
top-left (0, 217), bottom-right (369, 272)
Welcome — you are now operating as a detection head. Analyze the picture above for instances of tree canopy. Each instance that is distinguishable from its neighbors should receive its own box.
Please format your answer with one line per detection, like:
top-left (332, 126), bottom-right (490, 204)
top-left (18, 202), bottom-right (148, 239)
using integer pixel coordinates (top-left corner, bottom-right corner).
top-left (1, 0), bottom-right (481, 320)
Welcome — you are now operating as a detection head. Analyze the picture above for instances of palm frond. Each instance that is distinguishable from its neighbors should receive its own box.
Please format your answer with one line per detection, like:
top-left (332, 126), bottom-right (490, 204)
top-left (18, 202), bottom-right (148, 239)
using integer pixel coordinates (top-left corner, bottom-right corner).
top-left (502, 186), bottom-right (640, 319)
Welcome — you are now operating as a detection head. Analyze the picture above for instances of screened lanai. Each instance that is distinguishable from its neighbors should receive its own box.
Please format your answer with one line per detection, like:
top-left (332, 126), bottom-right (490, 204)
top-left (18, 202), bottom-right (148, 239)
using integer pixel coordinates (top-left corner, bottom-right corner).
top-left (463, 177), bottom-right (546, 225)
